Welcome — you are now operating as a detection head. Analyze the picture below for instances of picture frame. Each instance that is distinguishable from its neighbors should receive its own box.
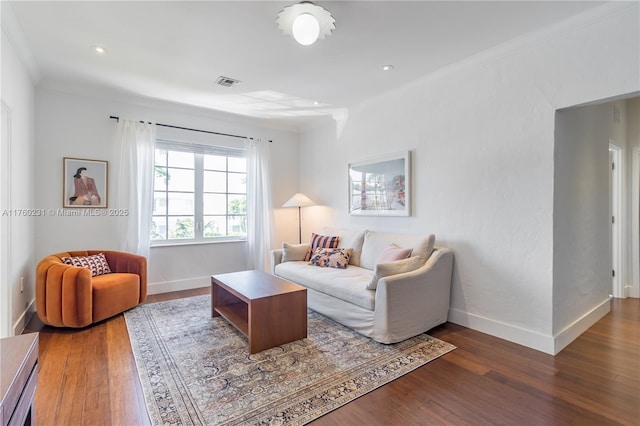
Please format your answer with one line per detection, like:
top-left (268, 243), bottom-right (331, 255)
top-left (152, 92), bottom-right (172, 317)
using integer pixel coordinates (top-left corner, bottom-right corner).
top-left (63, 157), bottom-right (108, 208)
top-left (348, 151), bottom-right (411, 216)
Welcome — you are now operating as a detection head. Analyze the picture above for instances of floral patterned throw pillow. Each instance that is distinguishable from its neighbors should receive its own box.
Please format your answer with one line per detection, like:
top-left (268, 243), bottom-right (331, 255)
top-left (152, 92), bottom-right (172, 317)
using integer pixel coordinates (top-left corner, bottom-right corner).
top-left (309, 248), bottom-right (353, 269)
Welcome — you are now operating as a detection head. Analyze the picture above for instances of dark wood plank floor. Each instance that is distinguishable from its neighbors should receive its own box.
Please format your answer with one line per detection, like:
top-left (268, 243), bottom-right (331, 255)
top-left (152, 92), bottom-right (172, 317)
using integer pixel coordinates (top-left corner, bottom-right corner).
top-left (25, 290), bottom-right (639, 425)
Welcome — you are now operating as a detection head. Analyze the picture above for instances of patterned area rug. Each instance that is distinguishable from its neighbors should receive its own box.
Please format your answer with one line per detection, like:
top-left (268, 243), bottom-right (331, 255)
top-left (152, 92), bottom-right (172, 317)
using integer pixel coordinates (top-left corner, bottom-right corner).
top-left (124, 295), bottom-right (455, 425)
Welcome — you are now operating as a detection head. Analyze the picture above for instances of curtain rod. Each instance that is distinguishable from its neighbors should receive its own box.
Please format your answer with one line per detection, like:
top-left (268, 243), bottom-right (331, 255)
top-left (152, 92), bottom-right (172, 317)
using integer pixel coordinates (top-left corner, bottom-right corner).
top-left (109, 116), bottom-right (272, 142)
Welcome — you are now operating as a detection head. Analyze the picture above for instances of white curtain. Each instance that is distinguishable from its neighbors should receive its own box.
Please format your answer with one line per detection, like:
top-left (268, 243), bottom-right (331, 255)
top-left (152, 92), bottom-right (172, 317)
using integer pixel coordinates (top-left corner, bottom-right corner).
top-left (246, 138), bottom-right (275, 271)
top-left (115, 120), bottom-right (156, 259)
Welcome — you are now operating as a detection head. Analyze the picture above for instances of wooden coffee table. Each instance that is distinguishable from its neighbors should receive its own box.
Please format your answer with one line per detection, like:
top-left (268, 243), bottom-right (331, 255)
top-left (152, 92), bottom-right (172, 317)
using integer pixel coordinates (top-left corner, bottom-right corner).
top-left (211, 270), bottom-right (307, 354)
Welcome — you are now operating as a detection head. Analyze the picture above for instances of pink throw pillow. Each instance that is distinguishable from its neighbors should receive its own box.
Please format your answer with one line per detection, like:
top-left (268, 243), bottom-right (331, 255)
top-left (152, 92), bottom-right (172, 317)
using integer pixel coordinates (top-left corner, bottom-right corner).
top-left (378, 244), bottom-right (412, 263)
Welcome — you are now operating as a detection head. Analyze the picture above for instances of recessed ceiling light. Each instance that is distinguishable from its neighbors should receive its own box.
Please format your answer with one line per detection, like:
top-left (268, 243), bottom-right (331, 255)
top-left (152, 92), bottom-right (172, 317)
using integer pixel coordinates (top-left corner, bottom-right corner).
top-left (313, 101), bottom-right (320, 106)
top-left (91, 45), bottom-right (107, 54)
top-left (382, 65), bottom-right (394, 71)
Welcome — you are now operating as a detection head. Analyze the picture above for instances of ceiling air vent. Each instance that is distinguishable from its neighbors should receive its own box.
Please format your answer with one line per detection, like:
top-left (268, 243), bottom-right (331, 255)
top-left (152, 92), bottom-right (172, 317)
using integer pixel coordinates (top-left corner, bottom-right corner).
top-left (216, 76), bottom-right (241, 87)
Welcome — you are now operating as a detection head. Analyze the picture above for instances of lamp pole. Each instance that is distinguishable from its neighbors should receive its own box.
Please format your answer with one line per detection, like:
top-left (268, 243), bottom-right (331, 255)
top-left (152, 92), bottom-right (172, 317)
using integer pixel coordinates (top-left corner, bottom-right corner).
top-left (297, 206), bottom-right (302, 244)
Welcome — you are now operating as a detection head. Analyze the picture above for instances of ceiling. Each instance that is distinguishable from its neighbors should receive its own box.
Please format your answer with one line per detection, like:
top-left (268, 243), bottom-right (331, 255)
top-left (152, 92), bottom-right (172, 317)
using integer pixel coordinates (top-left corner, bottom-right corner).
top-left (6, 1), bottom-right (608, 129)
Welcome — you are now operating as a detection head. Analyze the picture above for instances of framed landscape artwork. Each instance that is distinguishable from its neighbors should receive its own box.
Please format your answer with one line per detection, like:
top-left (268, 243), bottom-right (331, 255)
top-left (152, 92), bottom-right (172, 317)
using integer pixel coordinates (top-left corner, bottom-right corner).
top-left (348, 151), bottom-right (411, 216)
top-left (63, 157), bottom-right (108, 208)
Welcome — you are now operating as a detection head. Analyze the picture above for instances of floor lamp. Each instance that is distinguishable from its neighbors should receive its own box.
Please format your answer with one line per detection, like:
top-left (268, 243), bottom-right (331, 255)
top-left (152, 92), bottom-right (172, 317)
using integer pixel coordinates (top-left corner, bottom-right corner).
top-left (282, 193), bottom-right (315, 244)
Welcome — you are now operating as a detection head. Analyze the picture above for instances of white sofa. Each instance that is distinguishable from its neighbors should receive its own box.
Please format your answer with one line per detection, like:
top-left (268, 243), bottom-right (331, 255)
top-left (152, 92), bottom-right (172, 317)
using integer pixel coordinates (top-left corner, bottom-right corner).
top-left (271, 227), bottom-right (454, 344)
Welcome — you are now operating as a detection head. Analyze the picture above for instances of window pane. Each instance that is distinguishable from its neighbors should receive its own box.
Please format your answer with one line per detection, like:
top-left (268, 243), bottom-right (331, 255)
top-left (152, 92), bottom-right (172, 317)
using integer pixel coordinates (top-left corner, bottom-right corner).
top-left (228, 157), bottom-right (246, 172)
top-left (167, 151), bottom-right (193, 168)
top-left (154, 167), bottom-right (168, 191)
top-left (151, 216), bottom-right (166, 240)
top-left (168, 216), bottom-right (194, 239)
top-left (154, 149), bottom-right (167, 166)
top-left (152, 143), bottom-right (247, 243)
top-left (203, 193), bottom-right (226, 215)
top-left (203, 216), bottom-right (225, 237)
top-left (168, 192), bottom-right (194, 215)
top-left (153, 192), bottom-right (166, 214)
top-left (204, 154), bottom-right (226, 171)
top-left (166, 168), bottom-right (194, 192)
top-left (228, 215), bottom-right (247, 236)
top-left (228, 194), bottom-right (246, 215)
top-left (203, 170), bottom-right (226, 193)
top-left (228, 173), bottom-right (246, 193)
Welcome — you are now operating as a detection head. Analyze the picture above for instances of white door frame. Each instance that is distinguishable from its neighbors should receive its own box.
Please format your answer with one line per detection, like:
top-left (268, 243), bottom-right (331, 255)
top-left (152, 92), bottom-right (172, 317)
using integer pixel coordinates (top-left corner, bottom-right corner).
top-left (609, 143), bottom-right (624, 298)
top-left (632, 147), bottom-right (640, 298)
top-left (1, 102), bottom-right (12, 337)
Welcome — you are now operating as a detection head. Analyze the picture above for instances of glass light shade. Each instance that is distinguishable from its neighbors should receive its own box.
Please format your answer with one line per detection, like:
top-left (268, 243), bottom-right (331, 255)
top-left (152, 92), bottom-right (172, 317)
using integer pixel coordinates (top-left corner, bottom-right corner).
top-left (292, 13), bottom-right (320, 46)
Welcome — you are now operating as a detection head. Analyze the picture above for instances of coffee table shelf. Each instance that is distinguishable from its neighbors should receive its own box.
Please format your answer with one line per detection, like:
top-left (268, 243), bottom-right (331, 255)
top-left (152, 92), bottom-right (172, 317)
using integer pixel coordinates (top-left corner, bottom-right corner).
top-left (211, 270), bottom-right (307, 354)
top-left (215, 303), bottom-right (248, 336)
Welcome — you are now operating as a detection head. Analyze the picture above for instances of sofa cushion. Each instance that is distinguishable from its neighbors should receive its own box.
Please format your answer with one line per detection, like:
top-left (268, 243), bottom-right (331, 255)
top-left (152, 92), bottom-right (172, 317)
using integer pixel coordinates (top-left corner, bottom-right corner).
top-left (92, 273), bottom-right (140, 322)
top-left (309, 248), bottom-right (352, 269)
top-left (305, 233), bottom-right (340, 261)
top-left (366, 256), bottom-right (423, 290)
top-left (321, 227), bottom-right (365, 266)
top-left (378, 244), bottom-right (412, 263)
top-left (62, 253), bottom-right (112, 277)
top-left (275, 262), bottom-right (375, 311)
top-left (282, 242), bottom-right (310, 262)
top-left (360, 231), bottom-right (435, 270)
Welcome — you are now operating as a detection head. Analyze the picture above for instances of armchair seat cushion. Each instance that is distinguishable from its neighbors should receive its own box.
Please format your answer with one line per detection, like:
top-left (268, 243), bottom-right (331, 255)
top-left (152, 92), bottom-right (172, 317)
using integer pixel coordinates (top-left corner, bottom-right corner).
top-left (92, 273), bottom-right (141, 323)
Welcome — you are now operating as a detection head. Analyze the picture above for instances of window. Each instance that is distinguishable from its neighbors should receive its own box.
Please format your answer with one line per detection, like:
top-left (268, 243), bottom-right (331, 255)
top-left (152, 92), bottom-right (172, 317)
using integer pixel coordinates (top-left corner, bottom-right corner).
top-left (151, 140), bottom-right (247, 244)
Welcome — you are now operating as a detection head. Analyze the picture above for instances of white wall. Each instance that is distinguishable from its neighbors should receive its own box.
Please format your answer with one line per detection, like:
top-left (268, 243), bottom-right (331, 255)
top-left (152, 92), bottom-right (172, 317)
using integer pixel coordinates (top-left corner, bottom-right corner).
top-left (1, 25), bottom-right (36, 336)
top-left (35, 87), bottom-right (299, 294)
top-left (553, 103), bottom-right (613, 352)
top-left (298, 3), bottom-right (639, 354)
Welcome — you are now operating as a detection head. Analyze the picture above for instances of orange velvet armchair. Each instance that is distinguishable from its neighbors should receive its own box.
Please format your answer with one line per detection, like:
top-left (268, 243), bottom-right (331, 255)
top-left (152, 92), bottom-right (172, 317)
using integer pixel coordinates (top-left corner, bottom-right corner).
top-left (36, 250), bottom-right (147, 327)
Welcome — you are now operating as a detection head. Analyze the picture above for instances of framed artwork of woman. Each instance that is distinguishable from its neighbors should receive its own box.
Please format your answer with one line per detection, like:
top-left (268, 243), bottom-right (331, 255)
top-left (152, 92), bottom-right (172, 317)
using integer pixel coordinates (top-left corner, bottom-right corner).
top-left (63, 158), bottom-right (108, 208)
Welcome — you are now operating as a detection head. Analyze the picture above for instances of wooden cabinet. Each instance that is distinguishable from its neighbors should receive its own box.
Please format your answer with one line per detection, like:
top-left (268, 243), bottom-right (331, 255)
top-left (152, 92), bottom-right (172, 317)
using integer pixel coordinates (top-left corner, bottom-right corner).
top-left (0, 333), bottom-right (38, 426)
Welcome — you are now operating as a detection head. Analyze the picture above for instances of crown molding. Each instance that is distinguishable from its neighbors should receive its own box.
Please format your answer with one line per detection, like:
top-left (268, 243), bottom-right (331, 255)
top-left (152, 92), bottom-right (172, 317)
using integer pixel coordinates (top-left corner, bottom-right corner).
top-left (1, 1), bottom-right (41, 84)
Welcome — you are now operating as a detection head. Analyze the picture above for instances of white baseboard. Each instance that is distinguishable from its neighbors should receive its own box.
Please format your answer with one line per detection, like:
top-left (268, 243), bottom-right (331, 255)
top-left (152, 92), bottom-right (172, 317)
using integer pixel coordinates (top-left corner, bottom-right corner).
top-left (448, 297), bottom-right (611, 355)
top-left (13, 297), bottom-right (36, 336)
top-left (552, 297), bottom-right (610, 354)
top-left (147, 276), bottom-right (210, 295)
top-left (626, 284), bottom-right (640, 298)
top-left (448, 308), bottom-right (555, 354)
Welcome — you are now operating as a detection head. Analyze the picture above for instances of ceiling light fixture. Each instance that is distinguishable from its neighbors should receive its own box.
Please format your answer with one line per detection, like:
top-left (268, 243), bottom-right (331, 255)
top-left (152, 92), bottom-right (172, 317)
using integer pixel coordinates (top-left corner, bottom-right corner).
top-left (276, 2), bottom-right (335, 46)
top-left (382, 65), bottom-right (394, 71)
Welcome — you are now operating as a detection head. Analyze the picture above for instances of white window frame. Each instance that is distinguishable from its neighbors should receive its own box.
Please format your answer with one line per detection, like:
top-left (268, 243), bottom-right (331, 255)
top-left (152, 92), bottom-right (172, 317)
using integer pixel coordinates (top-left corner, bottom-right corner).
top-left (151, 139), bottom-right (247, 246)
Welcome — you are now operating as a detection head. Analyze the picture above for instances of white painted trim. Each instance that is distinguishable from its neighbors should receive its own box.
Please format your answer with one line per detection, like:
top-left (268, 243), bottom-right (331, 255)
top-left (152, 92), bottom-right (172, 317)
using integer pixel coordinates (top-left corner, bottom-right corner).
top-left (553, 297), bottom-right (611, 354)
top-left (448, 308), bottom-right (555, 355)
top-left (449, 297), bottom-right (611, 356)
top-left (610, 143), bottom-right (624, 298)
top-left (1, 102), bottom-right (12, 338)
top-left (632, 147), bottom-right (640, 298)
top-left (12, 298), bottom-right (35, 337)
top-left (147, 276), bottom-right (210, 295)
top-left (0, 2), bottom-right (41, 83)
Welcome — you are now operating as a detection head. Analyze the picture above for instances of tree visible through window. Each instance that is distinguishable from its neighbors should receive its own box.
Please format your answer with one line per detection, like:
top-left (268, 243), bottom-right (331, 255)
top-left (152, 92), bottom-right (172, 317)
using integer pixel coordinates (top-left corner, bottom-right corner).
top-left (151, 141), bottom-right (247, 243)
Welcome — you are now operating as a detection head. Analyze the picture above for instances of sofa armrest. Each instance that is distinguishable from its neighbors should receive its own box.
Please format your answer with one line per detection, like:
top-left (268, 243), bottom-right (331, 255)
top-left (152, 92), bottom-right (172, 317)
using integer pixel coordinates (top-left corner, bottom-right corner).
top-left (373, 248), bottom-right (454, 343)
top-left (271, 249), bottom-right (284, 274)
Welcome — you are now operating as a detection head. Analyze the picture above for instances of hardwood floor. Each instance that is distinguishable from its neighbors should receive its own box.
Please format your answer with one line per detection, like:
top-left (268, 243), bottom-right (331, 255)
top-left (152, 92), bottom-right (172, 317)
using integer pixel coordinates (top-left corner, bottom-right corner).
top-left (25, 291), bottom-right (639, 425)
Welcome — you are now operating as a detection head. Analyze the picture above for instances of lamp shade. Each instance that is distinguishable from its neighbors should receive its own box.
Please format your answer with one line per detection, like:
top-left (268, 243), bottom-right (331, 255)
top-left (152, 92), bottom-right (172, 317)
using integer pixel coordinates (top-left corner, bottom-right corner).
top-left (282, 193), bottom-right (315, 208)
